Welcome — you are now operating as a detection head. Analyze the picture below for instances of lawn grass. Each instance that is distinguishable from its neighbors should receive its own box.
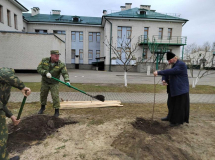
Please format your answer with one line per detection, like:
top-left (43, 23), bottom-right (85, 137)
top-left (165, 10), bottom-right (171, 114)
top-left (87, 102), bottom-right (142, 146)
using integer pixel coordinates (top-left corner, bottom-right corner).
top-left (11, 82), bottom-right (215, 94)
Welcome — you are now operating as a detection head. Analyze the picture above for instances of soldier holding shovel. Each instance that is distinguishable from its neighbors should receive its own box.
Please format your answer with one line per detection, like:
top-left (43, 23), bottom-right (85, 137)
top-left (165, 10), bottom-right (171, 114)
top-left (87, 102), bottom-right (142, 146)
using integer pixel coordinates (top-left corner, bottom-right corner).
top-left (0, 67), bottom-right (31, 160)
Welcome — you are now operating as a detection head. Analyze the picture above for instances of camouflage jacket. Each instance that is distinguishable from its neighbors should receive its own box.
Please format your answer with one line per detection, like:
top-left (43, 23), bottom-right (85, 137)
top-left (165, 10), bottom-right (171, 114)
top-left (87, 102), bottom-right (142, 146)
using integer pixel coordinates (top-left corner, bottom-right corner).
top-left (37, 57), bottom-right (70, 84)
top-left (0, 67), bottom-right (25, 118)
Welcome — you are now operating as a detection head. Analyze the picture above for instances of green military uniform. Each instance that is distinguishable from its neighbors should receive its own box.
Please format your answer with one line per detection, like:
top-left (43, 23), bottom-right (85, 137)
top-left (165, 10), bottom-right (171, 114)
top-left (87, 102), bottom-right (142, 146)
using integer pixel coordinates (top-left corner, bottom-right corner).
top-left (37, 51), bottom-right (70, 109)
top-left (0, 67), bottom-right (25, 160)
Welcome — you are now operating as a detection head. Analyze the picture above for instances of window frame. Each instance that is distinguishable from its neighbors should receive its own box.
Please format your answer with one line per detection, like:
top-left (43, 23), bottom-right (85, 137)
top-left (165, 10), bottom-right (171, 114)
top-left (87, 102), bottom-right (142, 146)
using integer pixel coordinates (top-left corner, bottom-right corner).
top-left (168, 28), bottom-right (172, 40)
top-left (158, 28), bottom-right (163, 40)
top-left (14, 14), bottom-right (17, 30)
top-left (88, 50), bottom-right (93, 59)
top-left (96, 50), bottom-right (100, 58)
top-left (126, 27), bottom-right (132, 39)
top-left (144, 27), bottom-right (149, 42)
top-left (89, 32), bottom-right (93, 42)
top-left (7, 9), bottom-right (11, 26)
top-left (79, 49), bottom-right (83, 60)
top-left (0, 5), bottom-right (3, 23)
top-left (117, 26), bottom-right (122, 38)
top-left (71, 31), bottom-right (76, 41)
top-left (79, 32), bottom-right (83, 42)
top-left (143, 48), bottom-right (147, 59)
top-left (54, 30), bottom-right (66, 34)
top-left (35, 29), bottom-right (48, 33)
top-left (96, 32), bottom-right (100, 42)
top-left (71, 49), bottom-right (75, 59)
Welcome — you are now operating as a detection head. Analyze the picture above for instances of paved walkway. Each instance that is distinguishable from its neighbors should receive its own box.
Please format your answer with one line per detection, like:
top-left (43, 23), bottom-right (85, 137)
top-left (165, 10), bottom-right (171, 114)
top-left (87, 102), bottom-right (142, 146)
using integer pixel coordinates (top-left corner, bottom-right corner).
top-left (9, 92), bottom-right (215, 104)
top-left (11, 69), bottom-right (215, 104)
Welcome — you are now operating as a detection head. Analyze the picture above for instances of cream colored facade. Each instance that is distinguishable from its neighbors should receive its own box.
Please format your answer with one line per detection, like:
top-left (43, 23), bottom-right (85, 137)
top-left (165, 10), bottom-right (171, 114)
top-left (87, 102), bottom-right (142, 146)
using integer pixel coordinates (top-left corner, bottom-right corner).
top-left (0, 0), bottom-right (28, 31)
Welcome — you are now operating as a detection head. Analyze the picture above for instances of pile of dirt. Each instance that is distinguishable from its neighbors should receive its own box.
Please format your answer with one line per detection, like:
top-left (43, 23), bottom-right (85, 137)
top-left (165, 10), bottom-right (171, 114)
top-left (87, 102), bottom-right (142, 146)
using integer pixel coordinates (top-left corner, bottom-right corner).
top-left (7, 115), bottom-right (78, 153)
top-left (111, 117), bottom-right (198, 160)
top-left (131, 117), bottom-right (168, 135)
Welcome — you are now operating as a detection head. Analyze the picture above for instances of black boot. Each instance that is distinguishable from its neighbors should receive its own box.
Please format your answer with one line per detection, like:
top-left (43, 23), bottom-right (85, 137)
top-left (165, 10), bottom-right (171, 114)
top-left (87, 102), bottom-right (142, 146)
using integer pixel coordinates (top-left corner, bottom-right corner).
top-left (38, 105), bottom-right (45, 114)
top-left (54, 109), bottom-right (59, 117)
top-left (10, 156), bottom-right (20, 160)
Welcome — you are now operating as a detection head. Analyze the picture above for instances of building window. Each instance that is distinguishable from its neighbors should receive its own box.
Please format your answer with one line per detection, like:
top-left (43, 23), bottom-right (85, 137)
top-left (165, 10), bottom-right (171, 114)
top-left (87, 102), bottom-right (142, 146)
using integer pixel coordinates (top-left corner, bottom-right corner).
top-left (0, 5), bottom-right (3, 23)
top-left (71, 49), bottom-right (75, 59)
top-left (144, 27), bottom-right (149, 42)
top-left (117, 47), bottom-right (121, 59)
top-left (159, 28), bottom-right (163, 39)
top-left (143, 48), bottom-right (147, 59)
top-left (88, 50), bottom-right (93, 59)
top-left (96, 50), bottom-right (100, 58)
top-left (14, 14), bottom-right (17, 29)
top-left (126, 27), bottom-right (132, 39)
top-left (79, 32), bottom-right (83, 42)
top-left (79, 49), bottom-right (83, 60)
top-left (54, 30), bottom-right (65, 34)
top-left (89, 32), bottom-right (93, 42)
top-left (71, 32), bottom-right (76, 41)
top-left (35, 29), bottom-right (47, 33)
top-left (7, 9), bottom-right (11, 26)
top-left (96, 33), bottom-right (100, 42)
top-left (117, 27), bottom-right (122, 38)
top-left (168, 28), bottom-right (172, 40)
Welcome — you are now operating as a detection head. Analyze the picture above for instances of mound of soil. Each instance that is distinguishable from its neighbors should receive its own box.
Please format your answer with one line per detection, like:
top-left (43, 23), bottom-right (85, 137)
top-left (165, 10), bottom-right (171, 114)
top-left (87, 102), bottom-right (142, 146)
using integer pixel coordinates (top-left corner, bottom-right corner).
top-left (131, 117), bottom-right (168, 135)
top-left (7, 115), bottom-right (78, 153)
top-left (112, 117), bottom-right (197, 160)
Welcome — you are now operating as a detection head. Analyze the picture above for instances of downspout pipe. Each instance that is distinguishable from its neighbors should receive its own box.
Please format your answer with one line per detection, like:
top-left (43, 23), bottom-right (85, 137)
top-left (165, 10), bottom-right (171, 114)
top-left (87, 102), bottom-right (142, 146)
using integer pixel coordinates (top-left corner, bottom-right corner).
top-left (104, 17), bottom-right (112, 71)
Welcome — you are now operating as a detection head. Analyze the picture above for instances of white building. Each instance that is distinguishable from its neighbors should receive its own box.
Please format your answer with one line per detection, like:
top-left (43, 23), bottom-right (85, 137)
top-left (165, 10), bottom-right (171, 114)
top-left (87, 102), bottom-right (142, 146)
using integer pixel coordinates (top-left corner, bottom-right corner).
top-left (0, 1), bottom-right (188, 72)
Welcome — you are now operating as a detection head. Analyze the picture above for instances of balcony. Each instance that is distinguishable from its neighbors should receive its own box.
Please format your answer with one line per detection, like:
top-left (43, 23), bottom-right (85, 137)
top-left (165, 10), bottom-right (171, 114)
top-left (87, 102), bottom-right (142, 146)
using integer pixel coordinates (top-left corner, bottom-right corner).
top-left (138, 35), bottom-right (187, 46)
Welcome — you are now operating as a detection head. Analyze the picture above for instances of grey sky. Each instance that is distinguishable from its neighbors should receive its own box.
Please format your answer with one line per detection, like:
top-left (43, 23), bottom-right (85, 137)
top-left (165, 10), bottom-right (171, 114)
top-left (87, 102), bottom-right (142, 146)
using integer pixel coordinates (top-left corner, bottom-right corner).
top-left (20, 0), bottom-right (215, 46)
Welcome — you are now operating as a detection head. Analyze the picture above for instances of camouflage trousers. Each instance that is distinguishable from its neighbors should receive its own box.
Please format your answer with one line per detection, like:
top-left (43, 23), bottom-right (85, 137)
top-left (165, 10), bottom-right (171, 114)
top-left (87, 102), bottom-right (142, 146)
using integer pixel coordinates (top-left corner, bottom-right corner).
top-left (0, 110), bottom-right (9, 160)
top-left (40, 82), bottom-right (60, 109)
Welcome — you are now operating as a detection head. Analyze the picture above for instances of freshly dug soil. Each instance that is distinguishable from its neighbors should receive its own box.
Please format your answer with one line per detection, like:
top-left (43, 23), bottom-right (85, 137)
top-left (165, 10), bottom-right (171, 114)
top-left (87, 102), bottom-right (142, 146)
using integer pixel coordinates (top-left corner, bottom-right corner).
top-left (111, 117), bottom-right (198, 160)
top-left (7, 115), bottom-right (78, 153)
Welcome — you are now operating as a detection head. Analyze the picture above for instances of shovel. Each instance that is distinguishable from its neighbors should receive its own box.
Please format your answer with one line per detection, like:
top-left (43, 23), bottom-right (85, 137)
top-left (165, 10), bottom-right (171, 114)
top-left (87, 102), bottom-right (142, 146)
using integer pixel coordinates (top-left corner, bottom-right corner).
top-left (51, 77), bottom-right (105, 102)
top-left (17, 94), bottom-right (27, 120)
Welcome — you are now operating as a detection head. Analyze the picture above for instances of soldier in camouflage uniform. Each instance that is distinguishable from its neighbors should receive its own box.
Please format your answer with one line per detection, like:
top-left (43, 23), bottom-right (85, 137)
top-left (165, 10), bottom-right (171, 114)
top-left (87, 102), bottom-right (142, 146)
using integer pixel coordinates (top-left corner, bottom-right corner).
top-left (37, 50), bottom-right (70, 117)
top-left (0, 67), bottom-right (31, 160)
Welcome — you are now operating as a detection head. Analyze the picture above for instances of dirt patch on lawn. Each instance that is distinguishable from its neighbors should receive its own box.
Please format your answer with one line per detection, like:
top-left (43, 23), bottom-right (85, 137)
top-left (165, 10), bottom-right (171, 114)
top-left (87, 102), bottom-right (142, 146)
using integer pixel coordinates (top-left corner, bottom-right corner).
top-left (7, 115), bottom-right (78, 153)
top-left (112, 117), bottom-right (199, 160)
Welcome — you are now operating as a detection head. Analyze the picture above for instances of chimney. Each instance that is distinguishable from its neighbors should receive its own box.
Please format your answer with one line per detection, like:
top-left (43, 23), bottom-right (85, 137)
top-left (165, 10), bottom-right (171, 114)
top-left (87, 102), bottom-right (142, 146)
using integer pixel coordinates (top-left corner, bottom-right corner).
top-left (125, 3), bottom-right (132, 10)
top-left (120, 6), bottom-right (126, 11)
top-left (31, 7), bottom-right (40, 16)
top-left (52, 10), bottom-right (61, 15)
top-left (103, 10), bottom-right (107, 15)
top-left (140, 5), bottom-right (151, 10)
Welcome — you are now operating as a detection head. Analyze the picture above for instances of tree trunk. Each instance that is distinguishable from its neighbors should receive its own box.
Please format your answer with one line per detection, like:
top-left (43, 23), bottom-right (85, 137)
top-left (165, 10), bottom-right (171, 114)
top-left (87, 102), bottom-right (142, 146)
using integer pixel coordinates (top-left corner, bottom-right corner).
top-left (124, 71), bottom-right (127, 87)
top-left (192, 77), bottom-right (199, 88)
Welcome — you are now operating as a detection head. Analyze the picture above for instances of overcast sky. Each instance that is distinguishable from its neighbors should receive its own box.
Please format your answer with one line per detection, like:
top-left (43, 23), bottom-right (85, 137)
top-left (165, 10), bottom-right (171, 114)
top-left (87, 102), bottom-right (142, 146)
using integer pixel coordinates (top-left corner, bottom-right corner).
top-left (20, 0), bottom-right (215, 47)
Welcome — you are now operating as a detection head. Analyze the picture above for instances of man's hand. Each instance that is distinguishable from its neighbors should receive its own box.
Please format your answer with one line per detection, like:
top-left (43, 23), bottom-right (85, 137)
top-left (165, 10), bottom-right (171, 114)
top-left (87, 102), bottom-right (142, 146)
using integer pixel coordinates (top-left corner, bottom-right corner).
top-left (153, 71), bottom-right (158, 76)
top-left (21, 87), bottom-right (31, 96)
top-left (66, 82), bottom-right (71, 86)
top-left (46, 73), bottom-right (52, 78)
top-left (162, 80), bottom-right (168, 86)
top-left (11, 115), bottom-right (20, 126)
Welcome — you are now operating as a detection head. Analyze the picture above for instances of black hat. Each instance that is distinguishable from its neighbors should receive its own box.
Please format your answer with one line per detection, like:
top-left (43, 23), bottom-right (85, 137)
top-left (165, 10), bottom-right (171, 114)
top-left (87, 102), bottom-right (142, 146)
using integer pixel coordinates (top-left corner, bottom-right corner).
top-left (166, 52), bottom-right (175, 60)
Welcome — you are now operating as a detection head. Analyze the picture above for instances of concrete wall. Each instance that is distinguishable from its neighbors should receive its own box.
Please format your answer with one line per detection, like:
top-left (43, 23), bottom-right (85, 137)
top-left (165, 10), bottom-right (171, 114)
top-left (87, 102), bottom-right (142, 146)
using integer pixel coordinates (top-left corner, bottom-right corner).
top-left (0, 32), bottom-right (65, 69)
top-left (0, 0), bottom-right (24, 31)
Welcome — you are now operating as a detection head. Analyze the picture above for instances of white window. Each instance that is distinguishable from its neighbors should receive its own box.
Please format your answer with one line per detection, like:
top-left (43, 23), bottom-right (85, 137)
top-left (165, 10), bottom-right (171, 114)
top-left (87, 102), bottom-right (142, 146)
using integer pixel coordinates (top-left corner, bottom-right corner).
top-left (35, 30), bottom-right (47, 33)
top-left (89, 32), bottom-right (93, 42)
top-left (117, 27), bottom-right (122, 38)
top-left (126, 27), bottom-right (132, 39)
top-left (79, 32), bottom-right (83, 42)
top-left (96, 33), bottom-right (100, 42)
top-left (54, 30), bottom-right (66, 34)
top-left (96, 50), bottom-right (100, 58)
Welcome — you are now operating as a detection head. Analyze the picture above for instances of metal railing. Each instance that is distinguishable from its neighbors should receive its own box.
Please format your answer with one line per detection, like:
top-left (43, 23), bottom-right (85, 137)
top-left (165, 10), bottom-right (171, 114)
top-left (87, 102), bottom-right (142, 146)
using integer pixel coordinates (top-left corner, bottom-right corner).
top-left (138, 35), bottom-right (187, 45)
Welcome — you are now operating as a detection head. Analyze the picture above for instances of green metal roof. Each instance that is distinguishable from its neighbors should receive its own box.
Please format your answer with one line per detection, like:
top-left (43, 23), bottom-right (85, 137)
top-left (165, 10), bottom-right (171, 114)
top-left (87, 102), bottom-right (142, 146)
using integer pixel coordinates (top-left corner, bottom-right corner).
top-left (104, 8), bottom-right (188, 21)
top-left (22, 13), bottom-right (102, 25)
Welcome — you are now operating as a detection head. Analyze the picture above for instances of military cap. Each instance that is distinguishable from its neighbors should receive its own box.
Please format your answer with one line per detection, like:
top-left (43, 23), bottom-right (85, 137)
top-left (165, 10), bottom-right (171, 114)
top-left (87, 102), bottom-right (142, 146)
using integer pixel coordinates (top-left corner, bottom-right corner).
top-left (50, 50), bottom-right (61, 55)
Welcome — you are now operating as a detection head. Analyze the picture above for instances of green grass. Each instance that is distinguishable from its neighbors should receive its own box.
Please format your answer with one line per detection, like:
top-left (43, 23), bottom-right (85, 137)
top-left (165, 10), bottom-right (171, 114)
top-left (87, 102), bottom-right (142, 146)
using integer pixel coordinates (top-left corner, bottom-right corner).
top-left (11, 82), bottom-right (215, 94)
